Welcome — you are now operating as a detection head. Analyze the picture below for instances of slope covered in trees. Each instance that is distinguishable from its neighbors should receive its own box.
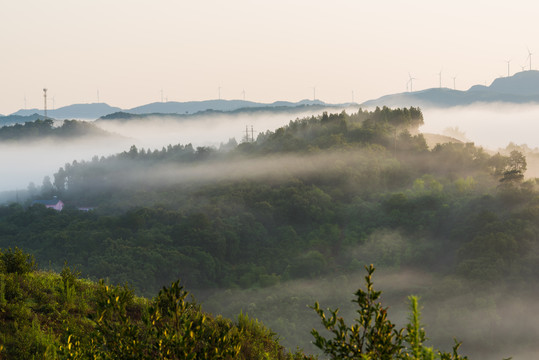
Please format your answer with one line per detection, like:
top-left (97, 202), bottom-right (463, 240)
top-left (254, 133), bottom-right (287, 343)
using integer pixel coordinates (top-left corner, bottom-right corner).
top-left (0, 119), bottom-right (115, 141)
top-left (1, 107), bottom-right (536, 357)
top-left (0, 247), bottom-right (307, 359)
top-left (14, 107), bottom-right (533, 292)
top-left (0, 247), bottom-right (473, 359)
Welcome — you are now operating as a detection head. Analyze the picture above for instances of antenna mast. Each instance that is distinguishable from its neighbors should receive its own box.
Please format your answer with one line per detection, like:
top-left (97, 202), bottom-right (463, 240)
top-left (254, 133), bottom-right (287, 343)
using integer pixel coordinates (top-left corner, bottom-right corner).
top-left (43, 88), bottom-right (47, 118)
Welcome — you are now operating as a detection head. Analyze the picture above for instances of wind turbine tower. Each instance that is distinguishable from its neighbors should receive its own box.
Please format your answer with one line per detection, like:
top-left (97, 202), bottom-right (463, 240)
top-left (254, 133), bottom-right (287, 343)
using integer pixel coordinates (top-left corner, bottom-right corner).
top-left (506, 60), bottom-right (511, 77)
top-left (408, 73), bottom-right (416, 92)
top-left (438, 70), bottom-right (442, 88)
top-left (452, 76), bottom-right (457, 90)
top-left (241, 89), bottom-right (246, 101)
top-left (43, 88), bottom-right (47, 118)
top-left (313, 86), bottom-right (316, 101)
top-left (527, 48), bottom-right (533, 71)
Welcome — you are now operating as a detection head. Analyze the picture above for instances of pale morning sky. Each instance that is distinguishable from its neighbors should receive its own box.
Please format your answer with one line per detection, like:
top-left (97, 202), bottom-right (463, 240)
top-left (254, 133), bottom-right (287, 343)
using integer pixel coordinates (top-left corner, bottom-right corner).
top-left (1, 0), bottom-right (538, 115)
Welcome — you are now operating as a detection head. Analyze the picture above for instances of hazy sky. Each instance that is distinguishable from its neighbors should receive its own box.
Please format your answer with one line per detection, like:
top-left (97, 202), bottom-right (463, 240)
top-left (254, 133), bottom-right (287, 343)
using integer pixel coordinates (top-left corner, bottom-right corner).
top-left (2, 0), bottom-right (539, 115)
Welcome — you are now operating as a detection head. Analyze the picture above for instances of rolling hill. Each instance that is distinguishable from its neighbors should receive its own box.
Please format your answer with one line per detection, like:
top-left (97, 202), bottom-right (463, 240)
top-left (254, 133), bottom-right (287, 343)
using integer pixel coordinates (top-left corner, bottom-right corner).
top-left (362, 70), bottom-right (539, 108)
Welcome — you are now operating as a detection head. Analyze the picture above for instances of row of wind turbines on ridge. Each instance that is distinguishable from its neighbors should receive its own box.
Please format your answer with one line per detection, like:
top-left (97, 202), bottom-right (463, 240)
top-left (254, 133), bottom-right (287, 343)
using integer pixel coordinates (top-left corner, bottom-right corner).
top-left (406, 48), bottom-right (535, 93)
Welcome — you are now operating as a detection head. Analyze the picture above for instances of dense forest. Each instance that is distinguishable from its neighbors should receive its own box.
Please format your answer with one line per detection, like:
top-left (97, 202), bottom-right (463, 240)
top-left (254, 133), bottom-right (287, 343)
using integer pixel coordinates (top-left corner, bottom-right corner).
top-left (0, 118), bottom-right (113, 141)
top-left (0, 247), bottom-right (471, 359)
top-left (1, 106), bottom-right (537, 357)
top-left (0, 247), bottom-right (306, 359)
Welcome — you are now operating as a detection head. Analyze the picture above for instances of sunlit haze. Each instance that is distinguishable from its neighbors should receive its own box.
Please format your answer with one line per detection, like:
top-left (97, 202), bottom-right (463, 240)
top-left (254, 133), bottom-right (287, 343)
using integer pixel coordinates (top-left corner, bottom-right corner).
top-left (2, 1), bottom-right (539, 114)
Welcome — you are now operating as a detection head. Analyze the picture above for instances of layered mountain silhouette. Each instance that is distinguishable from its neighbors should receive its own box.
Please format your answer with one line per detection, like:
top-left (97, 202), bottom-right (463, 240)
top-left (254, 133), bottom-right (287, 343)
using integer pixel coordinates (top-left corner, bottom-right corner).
top-left (0, 113), bottom-right (47, 127)
top-left (362, 70), bottom-right (539, 108)
top-left (11, 103), bottom-right (122, 120)
top-left (127, 99), bottom-right (329, 115)
top-left (5, 71), bottom-right (539, 124)
top-left (2, 99), bottom-right (336, 124)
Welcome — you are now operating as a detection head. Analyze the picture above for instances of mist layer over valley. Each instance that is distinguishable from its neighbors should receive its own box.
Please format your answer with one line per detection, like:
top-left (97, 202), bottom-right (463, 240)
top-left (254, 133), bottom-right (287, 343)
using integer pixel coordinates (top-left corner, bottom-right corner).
top-left (0, 107), bottom-right (348, 194)
top-left (3, 106), bottom-right (539, 358)
top-left (420, 103), bottom-right (539, 149)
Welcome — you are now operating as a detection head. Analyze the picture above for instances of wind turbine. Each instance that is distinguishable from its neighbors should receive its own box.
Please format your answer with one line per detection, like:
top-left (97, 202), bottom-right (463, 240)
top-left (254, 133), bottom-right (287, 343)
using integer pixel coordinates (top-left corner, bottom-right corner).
top-left (241, 89), bottom-right (246, 101)
top-left (452, 75), bottom-right (457, 90)
top-left (526, 48), bottom-right (533, 71)
top-left (408, 73), bottom-right (416, 92)
top-left (437, 69), bottom-right (443, 88)
top-left (505, 60), bottom-right (511, 77)
top-left (313, 86), bottom-right (316, 101)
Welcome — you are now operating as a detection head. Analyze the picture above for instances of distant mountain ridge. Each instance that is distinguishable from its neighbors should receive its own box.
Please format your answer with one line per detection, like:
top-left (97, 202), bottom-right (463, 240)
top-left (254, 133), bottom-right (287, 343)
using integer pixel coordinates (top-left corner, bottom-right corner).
top-left (0, 113), bottom-right (46, 127)
top-left (5, 71), bottom-right (539, 123)
top-left (362, 70), bottom-right (539, 108)
top-left (97, 103), bottom-right (344, 122)
top-left (127, 99), bottom-right (329, 115)
top-left (2, 99), bottom-right (346, 124)
top-left (11, 103), bottom-right (122, 119)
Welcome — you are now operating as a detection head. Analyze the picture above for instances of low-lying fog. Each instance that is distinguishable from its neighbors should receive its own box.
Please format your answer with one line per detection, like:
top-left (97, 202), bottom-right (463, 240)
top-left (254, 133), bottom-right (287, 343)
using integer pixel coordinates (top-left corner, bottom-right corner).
top-left (201, 267), bottom-right (539, 360)
top-left (420, 103), bottom-right (539, 150)
top-left (3, 103), bottom-right (539, 195)
top-left (0, 108), bottom-right (345, 194)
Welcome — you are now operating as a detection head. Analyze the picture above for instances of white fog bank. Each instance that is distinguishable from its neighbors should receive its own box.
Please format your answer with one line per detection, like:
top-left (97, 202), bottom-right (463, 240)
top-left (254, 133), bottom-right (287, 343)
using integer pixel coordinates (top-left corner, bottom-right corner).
top-left (0, 108), bottom-right (346, 193)
top-left (420, 103), bottom-right (539, 151)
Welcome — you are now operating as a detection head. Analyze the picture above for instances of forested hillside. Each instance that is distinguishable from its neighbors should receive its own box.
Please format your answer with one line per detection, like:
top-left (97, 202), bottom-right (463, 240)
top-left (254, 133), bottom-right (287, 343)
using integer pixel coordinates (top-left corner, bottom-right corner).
top-left (0, 247), bottom-right (475, 359)
top-left (0, 119), bottom-right (114, 141)
top-left (1, 107), bottom-right (536, 358)
top-left (0, 248), bottom-right (307, 359)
